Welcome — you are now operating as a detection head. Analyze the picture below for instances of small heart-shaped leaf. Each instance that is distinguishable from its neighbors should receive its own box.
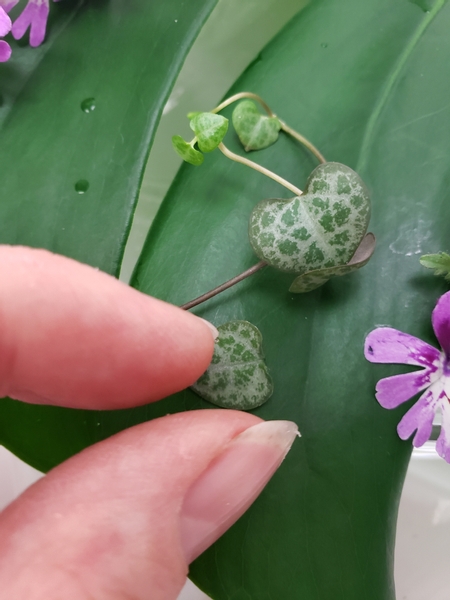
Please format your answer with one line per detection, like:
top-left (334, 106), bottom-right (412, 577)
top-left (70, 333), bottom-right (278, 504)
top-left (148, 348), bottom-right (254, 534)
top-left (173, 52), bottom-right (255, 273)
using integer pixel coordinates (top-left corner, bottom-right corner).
top-left (171, 135), bottom-right (204, 166)
top-left (189, 112), bottom-right (229, 152)
top-left (289, 232), bottom-right (376, 293)
top-left (232, 100), bottom-right (281, 151)
top-left (191, 320), bottom-right (273, 410)
top-left (248, 162), bottom-right (371, 273)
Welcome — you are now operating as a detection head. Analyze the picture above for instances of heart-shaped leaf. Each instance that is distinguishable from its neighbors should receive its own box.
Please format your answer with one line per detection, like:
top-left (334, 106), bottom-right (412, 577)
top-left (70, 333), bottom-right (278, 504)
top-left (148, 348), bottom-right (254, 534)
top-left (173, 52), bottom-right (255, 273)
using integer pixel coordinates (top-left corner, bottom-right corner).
top-left (189, 112), bottom-right (229, 152)
top-left (248, 162), bottom-right (371, 274)
top-left (191, 320), bottom-right (273, 410)
top-left (232, 99), bottom-right (281, 151)
top-left (171, 135), bottom-right (204, 166)
top-left (289, 232), bottom-right (376, 292)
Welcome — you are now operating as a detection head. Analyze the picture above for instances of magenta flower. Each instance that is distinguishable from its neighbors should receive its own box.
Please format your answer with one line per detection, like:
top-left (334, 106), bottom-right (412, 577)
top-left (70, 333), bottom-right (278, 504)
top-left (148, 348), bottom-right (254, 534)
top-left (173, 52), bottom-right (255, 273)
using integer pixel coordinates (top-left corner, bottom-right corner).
top-left (365, 291), bottom-right (450, 462)
top-left (0, 0), bottom-right (59, 48)
top-left (0, 5), bottom-right (12, 61)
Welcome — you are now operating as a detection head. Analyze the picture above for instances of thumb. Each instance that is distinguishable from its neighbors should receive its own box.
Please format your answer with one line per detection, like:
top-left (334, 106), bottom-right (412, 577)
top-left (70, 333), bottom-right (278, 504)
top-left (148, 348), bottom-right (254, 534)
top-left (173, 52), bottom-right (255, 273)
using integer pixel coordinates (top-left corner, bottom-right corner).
top-left (0, 410), bottom-right (298, 600)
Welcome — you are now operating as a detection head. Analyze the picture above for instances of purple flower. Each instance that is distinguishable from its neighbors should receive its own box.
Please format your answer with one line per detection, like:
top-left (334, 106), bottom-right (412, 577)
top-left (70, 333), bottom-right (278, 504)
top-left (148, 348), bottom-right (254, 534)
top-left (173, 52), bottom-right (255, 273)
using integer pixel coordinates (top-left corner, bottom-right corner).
top-left (0, 5), bottom-right (12, 61)
top-left (0, 0), bottom-right (60, 48)
top-left (365, 291), bottom-right (450, 462)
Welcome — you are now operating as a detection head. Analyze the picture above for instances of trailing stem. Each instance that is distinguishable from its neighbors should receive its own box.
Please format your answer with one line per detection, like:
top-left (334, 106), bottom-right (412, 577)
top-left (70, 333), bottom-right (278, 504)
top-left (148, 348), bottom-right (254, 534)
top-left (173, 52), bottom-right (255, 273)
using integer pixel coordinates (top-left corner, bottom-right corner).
top-left (218, 142), bottom-right (302, 196)
top-left (180, 260), bottom-right (267, 310)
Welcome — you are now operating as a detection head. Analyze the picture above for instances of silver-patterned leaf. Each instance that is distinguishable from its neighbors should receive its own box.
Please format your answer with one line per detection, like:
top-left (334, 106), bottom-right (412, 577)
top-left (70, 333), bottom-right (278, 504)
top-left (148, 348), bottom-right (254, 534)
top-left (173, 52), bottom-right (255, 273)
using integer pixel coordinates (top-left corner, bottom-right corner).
top-left (289, 232), bottom-right (376, 293)
top-left (248, 162), bottom-right (371, 273)
top-left (191, 320), bottom-right (273, 410)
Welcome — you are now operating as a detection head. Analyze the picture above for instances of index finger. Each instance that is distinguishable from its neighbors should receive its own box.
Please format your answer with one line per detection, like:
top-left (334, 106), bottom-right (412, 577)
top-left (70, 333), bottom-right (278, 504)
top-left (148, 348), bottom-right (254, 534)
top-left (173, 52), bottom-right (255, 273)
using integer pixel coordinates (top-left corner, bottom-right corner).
top-left (0, 246), bottom-right (216, 409)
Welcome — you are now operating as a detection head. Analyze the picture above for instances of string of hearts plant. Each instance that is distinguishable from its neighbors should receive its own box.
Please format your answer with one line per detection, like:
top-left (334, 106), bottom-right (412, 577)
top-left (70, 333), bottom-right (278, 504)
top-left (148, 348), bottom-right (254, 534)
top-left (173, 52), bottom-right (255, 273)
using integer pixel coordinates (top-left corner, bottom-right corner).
top-left (172, 92), bottom-right (376, 411)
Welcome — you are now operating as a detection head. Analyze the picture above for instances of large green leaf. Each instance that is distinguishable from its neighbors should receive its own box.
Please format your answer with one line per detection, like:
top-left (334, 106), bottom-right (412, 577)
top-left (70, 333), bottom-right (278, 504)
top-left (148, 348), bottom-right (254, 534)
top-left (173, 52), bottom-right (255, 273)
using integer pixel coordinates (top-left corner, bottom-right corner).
top-left (129, 0), bottom-right (449, 598)
top-left (0, 0), bottom-right (219, 468)
top-left (0, 0), bottom-right (217, 273)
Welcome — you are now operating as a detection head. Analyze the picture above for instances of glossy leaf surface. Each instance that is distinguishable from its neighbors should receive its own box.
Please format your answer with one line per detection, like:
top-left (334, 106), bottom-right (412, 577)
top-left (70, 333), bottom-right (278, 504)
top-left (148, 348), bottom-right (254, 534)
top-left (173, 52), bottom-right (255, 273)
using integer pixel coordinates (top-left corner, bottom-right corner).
top-left (131, 0), bottom-right (450, 598)
top-left (0, 0), bottom-right (218, 468)
top-left (191, 320), bottom-right (273, 410)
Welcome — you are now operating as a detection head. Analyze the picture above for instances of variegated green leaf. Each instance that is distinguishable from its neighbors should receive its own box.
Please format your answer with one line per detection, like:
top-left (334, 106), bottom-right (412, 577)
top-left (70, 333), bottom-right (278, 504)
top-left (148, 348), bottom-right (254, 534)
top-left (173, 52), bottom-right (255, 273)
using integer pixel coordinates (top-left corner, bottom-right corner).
top-left (189, 112), bottom-right (229, 152)
top-left (248, 162), bottom-right (371, 273)
top-left (171, 135), bottom-right (204, 166)
top-left (232, 99), bottom-right (281, 151)
top-left (191, 321), bottom-right (273, 410)
top-left (289, 232), bottom-right (376, 293)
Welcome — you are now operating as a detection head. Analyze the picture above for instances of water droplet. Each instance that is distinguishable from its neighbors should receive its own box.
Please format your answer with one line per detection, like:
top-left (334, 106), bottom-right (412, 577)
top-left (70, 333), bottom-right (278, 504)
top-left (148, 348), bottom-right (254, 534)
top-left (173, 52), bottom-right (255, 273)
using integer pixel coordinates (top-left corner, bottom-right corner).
top-left (75, 179), bottom-right (89, 194)
top-left (81, 98), bottom-right (96, 113)
top-left (321, 42), bottom-right (328, 48)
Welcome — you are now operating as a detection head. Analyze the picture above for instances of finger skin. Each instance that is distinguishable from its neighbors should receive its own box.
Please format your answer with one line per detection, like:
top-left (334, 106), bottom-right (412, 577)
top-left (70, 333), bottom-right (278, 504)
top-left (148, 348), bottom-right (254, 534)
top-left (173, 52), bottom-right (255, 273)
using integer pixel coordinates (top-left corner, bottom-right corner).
top-left (0, 410), bottom-right (260, 600)
top-left (0, 246), bottom-right (215, 409)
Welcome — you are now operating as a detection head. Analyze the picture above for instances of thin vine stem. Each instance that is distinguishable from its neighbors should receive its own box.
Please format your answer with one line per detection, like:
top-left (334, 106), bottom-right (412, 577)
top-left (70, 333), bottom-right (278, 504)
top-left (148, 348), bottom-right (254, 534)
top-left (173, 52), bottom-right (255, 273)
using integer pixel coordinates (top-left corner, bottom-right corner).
top-left (180, 261), bottom-right (267, 310)
top-left (218, 142), bottom-right (303, 196)
top-left (212, 92), bottom-right (275, 117)
top-left (278, 119), bottom-right (326, 164)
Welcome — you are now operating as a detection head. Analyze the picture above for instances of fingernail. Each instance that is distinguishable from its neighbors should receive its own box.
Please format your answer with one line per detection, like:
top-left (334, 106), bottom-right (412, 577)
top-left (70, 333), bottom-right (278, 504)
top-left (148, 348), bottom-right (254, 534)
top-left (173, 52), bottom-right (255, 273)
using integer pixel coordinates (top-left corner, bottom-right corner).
top-left (199, 318), bottom-right (219, 341)
top-left (180, 420), bottom-right (299, 563)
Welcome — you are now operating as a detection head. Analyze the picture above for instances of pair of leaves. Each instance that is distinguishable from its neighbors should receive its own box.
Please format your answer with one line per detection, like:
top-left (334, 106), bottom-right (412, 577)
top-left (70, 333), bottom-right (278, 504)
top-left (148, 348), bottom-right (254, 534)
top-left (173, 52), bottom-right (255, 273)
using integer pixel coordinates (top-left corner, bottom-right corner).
top-left (172, 112), bottom-right (229, 165)
top-left (173, 98), bottom-right (282, 164)
top-left (249, 162), bottom-right (373, 291)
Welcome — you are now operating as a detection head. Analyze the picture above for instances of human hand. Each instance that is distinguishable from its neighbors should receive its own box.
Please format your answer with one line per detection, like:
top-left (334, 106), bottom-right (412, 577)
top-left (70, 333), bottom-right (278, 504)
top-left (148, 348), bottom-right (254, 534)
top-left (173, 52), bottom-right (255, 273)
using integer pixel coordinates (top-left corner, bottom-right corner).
top-left (0, 246), bottom-right (298, 600)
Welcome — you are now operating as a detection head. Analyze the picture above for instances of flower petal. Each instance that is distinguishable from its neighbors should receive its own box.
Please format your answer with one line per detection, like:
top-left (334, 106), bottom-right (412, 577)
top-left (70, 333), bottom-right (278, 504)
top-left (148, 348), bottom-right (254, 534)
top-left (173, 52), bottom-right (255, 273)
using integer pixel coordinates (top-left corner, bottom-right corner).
top-left (397, 382), bottom-right (443, 447)
top-left (0, 39), bottom-right (11, 61)
top-left (432, 291), bottom-right (450, 357)
top-left (375, 369), bottom-right (435, 409)
top-left (0, 0), bottom-right (20, 13)
top-left (0, 6), bottom-right (11, 36)
top-left (364, 327), bottom-right (440, 367)
top-left (12, 0), bottom-right (49, 47)
top-left (436, 396), bottom-right (450, 463)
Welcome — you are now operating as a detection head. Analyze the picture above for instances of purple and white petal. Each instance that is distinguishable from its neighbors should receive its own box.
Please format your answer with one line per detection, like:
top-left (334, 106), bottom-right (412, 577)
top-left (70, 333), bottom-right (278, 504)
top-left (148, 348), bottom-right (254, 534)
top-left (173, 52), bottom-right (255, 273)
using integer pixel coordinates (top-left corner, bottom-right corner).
top-left (432, 291), bottom-right (450, 358)
top-left (0, 0), bottom-right (20, 13)
top-left (0, 38), bottom-right (11, 61)
top-left (375, 368), bottom-right (437, 409)
top-left (12, 0), bottom-right (49, 47)
top-left (397, 382), bottom-right (443, 447)
top-left (364, 327), bottom-right (440, 367)
top-left (0, 5), bottom-right (11, 36)
top-left (436, 396), bottom-right (450, 463)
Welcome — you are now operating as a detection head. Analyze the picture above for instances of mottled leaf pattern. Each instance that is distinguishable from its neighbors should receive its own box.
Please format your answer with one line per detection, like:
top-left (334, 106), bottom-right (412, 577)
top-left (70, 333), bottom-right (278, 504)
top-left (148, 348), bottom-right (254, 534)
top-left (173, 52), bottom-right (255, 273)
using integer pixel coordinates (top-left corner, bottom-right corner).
top-left (232, 100), bottom-right (281, 151)
top-left (248, 162), bottom-right (371, 273)
top-left (289, 232), bottom-right (376, 293)
top-left (190, 112), bottom-right (229, 152)
top-left (191, 321), bottom-right (273, 410)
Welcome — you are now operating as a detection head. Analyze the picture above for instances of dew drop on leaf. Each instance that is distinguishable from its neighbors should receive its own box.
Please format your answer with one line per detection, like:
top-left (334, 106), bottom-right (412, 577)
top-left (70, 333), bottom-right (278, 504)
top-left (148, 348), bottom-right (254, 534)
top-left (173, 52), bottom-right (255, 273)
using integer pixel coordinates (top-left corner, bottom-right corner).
top-left (81, 98), bottom-right (96, 113)
top-left (75, 179), bottom-right (89, 194)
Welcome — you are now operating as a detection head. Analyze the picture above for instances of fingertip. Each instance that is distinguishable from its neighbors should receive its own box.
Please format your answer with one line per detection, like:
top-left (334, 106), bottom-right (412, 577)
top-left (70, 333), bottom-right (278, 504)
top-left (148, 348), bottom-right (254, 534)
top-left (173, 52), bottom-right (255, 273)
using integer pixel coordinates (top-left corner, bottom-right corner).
top-left (0, 246), bottom-right (217, 409)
